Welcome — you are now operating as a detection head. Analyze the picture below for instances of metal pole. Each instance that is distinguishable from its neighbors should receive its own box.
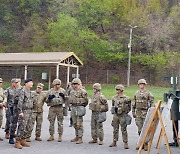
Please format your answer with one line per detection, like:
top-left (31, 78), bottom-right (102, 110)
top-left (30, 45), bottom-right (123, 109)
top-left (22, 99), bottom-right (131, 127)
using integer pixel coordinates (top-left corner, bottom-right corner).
top-left (24, 65), bottom-right (28, 80)
top-left (56, 64), bottom-right (59, 79)
top-left (67, 66), bottom-right (70, 86)
top-left (127, 25), bottom-right (137, 87)
top-left (76, 66), bottom-right (79, 78)
top-left (48, 68), bottom-right (51, 90)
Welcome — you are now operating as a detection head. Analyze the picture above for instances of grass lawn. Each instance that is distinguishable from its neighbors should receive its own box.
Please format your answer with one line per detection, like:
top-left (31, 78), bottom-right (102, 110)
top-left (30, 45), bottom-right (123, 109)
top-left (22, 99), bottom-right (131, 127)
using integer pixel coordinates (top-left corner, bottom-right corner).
top-left (85, 84), bottom-right (171, 102)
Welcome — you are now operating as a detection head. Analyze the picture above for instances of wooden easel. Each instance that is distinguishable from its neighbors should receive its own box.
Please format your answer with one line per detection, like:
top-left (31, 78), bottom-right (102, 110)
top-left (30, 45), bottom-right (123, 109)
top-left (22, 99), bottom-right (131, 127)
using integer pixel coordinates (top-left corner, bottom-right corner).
top-left (138, 100), bottom-right (171, 154)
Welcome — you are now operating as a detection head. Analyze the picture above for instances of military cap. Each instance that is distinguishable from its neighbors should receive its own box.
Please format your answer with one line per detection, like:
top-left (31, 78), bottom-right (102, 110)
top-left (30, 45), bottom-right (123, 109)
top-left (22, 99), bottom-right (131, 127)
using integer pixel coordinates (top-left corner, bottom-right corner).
top-left (0, 78), bottom-right (3, 83)
top-left (52, 79), bottom-right (61, 85)
top-left (16, 78), bottom-right (21, 82)
top-left (138, 79), bottom-right (147, 85)
top-left (93, 83), bottom-right (101, 90)
top-left (11, 78), bottom-right (19, 83)
top-left (37, 83), bottom-right (44, 89)
top-left (72, 78), bottom-right (81, 85)
top-left (24, 78), bottom-right (33, 84)
top-left (115, 84), bottom-right (124, 91)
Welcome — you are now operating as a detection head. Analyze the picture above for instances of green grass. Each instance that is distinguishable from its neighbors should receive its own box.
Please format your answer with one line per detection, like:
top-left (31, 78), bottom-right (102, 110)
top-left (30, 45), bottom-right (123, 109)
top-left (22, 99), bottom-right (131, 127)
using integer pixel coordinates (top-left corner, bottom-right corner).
top-left (85, 84), bottom-right (170, 102)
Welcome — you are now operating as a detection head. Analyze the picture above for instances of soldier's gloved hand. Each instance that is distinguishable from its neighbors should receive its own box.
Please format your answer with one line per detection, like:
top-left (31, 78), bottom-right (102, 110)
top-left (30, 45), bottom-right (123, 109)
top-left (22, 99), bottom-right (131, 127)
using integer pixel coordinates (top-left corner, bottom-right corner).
top-left (115, 107), bottom-right (118, 113)
top-left (48, 94), bottom-right (55, 100)
top-left (132, 112), bottom-right (136, 118)
top-left (59, 93), bottom-right (65, 99)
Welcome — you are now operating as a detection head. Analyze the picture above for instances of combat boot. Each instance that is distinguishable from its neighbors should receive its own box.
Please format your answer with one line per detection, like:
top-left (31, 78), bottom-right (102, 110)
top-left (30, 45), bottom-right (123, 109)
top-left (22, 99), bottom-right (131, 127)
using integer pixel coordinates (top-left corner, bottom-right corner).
top-left (89, 139), bottom-right (97, 144)
top-left (5, 133), bottom-right (10, 139)
top-left (9, 135), bottom-right (15, 144)
top-left (109, 140), bottom-right (117, 147)
top-left (71, 136), bottom-right (78, 142)
top-left (26, 137), bottom-right (31, 142)
top-left (15, 140), bottom-right (23, 149)
top-left (0, 137), bottom-right (3, 141)
top-left (20, 139), bottom-right (30, 147)
top-left (144, 143), bottom-right (148, 151)
top-left (35, 136), bottom-right (42, 141)
top-left (58, 135), bottom-right (62, 142)
top-left (124, 142), bottom-right (129, 149)
top-left (76, 137), bottom-right (83, 144)
top-left (98, 140), bottom-right (103, 145)
top-left (47, 135), bottom-right (54, 141)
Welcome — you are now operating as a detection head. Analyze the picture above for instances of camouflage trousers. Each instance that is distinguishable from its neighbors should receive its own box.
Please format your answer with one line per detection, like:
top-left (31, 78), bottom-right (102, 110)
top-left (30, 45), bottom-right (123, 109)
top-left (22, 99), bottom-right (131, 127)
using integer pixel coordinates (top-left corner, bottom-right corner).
top-left (71, 106), bottom-right (83, 137)
top-left (111, 114), bottom-right (128, 143)
top-left (16, 109), bottom-right (32, 140)
top-left (135, 110), bottom-right (147, 135)
top-left (91, 112), bottom-right (104, 141)
top-left (48, 106), bottom-right (64, 136)
top-left (28, 112), bottom-right (43, 137)
top-left (0, 107), bottom-right (3, 127)
top-left (5, 107), bottom-right (13, 133)
top-left (10, 106), bottom-right (18, 136)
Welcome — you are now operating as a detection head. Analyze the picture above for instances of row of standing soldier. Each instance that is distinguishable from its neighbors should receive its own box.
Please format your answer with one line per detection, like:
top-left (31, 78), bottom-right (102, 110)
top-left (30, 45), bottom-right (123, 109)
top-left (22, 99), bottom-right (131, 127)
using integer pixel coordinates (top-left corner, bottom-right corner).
top-left (0, 77), bottom-right (154, 151)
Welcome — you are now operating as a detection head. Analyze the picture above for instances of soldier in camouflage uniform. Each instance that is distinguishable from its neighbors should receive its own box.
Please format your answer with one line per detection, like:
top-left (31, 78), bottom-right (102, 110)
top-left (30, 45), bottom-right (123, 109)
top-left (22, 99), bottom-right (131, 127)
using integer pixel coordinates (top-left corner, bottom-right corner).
top-left (0, 78), bottom-right (7, 141)
top-left (132, 79), bottom-right (154, 151)
top-left (109, 84), bottom-right (131, 149)
top-left (15, 79), bottom-right (34, 149)
top-left (69, 78), bottom-right (88, 144)
top-left (4, 79), bottom-right (18, 139)
top-left (46, 79), bottom-right (67, 142)
top-left (26, 83), bottom-right (46, 142)
top-left (9, 78), bottom-right (23, 144)
top-left (89, 83), bottom-right (108, 145)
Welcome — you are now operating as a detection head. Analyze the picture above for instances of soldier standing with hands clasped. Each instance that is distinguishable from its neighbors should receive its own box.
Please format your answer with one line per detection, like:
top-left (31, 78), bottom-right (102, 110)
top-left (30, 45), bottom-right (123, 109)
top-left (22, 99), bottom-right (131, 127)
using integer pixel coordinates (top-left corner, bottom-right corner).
top-left (69, 78), bottom-right (88, 144)
top-left (89, 83), bottom-right (108, 145)
top-left (109, 84), bottom-right (131, 149)
top-left (132, 79), bottom-right (154, 151)
top-left (46, 79), bottom-right (67, 142)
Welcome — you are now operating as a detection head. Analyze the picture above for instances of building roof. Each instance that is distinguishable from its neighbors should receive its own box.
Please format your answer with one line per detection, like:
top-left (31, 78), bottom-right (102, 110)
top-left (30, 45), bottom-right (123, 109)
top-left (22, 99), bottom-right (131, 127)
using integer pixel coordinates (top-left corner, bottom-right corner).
top-left (0, 52), bottom-right (83, 67)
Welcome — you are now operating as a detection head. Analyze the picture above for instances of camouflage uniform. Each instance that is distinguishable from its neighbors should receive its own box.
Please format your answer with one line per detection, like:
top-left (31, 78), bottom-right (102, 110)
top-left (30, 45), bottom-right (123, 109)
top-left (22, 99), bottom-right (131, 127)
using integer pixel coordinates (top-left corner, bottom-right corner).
top-left (0, 87), bottom-right (6, 128)
top-left (4, 87), bottom-right (16, 134)
top-left (10, 85), bottom-right (23, 137)
top-left (89, 90), bottom-right (108, 143)
top-left (46, 87), bottom-right (67, 137)
top-left (16, 86), bottom-right (33, 141)
top-left (28, 89), bottom-right (46, 138)
top-left (111, 94), bottom-right (131, 143)
top-left (69, 86), bottom-right (88, 139)
top-left (132, 89), bottom-right (154, 135)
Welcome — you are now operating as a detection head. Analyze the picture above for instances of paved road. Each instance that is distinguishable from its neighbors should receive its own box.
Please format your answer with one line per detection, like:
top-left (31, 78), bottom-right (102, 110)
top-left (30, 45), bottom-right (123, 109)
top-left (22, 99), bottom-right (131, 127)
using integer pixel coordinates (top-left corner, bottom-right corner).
top-left (0, 101), bottom-right (179, 154)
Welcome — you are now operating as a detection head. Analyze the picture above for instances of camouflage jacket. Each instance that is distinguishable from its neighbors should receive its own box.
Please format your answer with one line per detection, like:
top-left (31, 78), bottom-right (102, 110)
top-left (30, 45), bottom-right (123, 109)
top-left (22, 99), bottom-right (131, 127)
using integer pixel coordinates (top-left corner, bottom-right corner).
top-left (14, 86), bottom-right (23, 105)
top-left (111, 94), bottom-right (131, 115)
top-left (0, 88), bottom-right (6, 108)
top-left (89, 92), bottom-right (108, 112)
top-left (132, 89), bottom-right (154, 113)
top-left (4, 87), bottom-right (16, 108)
top-left (46, 88), bottom-right (67, 107)
top-left (69, 88), bottom-right (88, 107)
top-left (32, 91), bottom-right (46, 113)
top-left (17, 86), bottom-right (33, 113)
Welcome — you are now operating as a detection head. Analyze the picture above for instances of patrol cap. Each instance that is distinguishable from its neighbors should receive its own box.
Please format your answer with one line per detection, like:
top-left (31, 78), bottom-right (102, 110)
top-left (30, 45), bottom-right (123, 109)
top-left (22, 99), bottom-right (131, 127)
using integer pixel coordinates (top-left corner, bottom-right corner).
top-left (24, 78), bottom-right (33, 84)
top-left (11, 78), bottom-right (19, 83)
top-left (72, 78), bottom-right (81, 85)
top-left (0, 78), bottom-right (3, 83)
top-left (16, 78), bottom-right (21, 82)
top-left (138, 79), bottom-right (147, 85)
top-left (37, 83), bottom-right (44, 89)
top-left (115, 84), bottom-right (124, 91)
top-left (52, 79), bottom-right (61, 85)
top-left (93, 83), bottom-right (101, 90)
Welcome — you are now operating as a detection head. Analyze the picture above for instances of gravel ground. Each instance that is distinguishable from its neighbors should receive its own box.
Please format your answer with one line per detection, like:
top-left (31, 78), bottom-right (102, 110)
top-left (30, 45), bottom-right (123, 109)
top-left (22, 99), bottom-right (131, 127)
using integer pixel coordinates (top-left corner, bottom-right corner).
top-left (0, 100), bottom-right (179, 154)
